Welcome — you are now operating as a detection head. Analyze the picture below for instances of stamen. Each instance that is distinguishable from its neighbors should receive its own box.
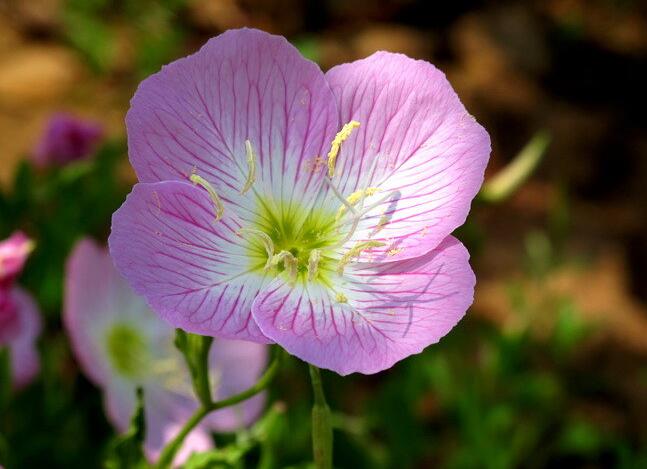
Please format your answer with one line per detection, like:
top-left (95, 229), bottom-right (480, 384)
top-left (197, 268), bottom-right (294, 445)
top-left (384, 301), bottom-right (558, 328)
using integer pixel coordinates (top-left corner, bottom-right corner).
top-left (269, 250), bottom-right (298, 283)
top-left (238, 228), bottom-right (274, 268)
top-left (324, 177), bottom-right (357, 217)
top-left (336, 240), bottom-right (385, 275)
top-left (327, 121), bottom-right (360, 178)
top-left (189, 173), bottom-right (224, 221)
top-left (307, 249), bottom-right (322, 281)
top-left (240, 139), bottom-right (257, 194)
top-left (335, 292), bottom-right (348, 303)
top-left (335, 187), bottom-right (380, 222)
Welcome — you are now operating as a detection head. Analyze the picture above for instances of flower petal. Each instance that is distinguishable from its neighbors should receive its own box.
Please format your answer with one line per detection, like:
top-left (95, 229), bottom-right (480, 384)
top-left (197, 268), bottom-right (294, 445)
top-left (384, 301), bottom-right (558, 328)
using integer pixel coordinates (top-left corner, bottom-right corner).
top-left (206, 339), bottom-right (268, 431)
top-left (252, 236), bottom-right (473, 375)
top-left (109, 181), bottom-right (272, 342)
top-left (325, 52), bottom-right (490, 260)
top-left (127, 28), bottom-right (339, 223)
top-left (143, 387), bottom-right (213, 466)
top-left (6, 288), bottom-right (41, 388)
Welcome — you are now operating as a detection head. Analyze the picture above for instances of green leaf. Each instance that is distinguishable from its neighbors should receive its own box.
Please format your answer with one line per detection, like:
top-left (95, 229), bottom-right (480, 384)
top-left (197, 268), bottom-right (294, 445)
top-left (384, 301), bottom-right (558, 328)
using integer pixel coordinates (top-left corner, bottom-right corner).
top-left (104, 387), bottom-right (149, 469)
top-left (183, 403), bottom-right (287, 469)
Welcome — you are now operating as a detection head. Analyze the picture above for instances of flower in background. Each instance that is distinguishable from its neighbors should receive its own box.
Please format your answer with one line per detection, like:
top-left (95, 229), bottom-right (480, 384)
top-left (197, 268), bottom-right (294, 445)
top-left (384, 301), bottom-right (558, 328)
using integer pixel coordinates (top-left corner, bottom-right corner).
top-left (64, 239), bottom-right (267, 465)
top-left (110, 28), bottom-right (490, 375)
top-left (0, 232), bottom-right (41, 388)
top-left (32, 113), bottom-right (104, 167)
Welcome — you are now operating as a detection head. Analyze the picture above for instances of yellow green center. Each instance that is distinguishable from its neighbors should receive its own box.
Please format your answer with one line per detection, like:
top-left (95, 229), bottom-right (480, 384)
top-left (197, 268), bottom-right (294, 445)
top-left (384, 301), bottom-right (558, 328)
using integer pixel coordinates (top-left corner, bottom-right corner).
top-left (247, 197), bottom-right (341, 284)
top-left (106, 323), bottom-right (148, 378)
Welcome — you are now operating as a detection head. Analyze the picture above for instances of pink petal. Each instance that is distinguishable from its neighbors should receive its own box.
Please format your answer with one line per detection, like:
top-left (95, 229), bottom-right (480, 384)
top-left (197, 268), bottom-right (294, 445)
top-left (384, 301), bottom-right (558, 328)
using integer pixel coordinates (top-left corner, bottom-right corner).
top-left (205, 339), bottom-right (268, 431)
top-left (0, 231), bottom-right (33, 286)
top-left (127, 28), bottom-right (338, 223)
top-left (325, 52), bottom-right (490, 261)
top-left (143, 387), bottom-right (213, 467)
top-left (252, 236), bottom-right (474, 375)
top-left (5, 288), bottom-right (41, 388)
top-left (109, 181), bottom-right (272, 342)
top-left (65, 239), bottom-right (129, 385)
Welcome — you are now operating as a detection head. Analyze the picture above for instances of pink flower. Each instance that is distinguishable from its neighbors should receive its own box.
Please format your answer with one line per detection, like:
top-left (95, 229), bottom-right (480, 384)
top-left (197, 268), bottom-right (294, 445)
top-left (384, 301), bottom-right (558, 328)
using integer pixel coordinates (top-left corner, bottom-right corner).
top-left (64, 239), bottom-right (268, 465)
top-left (109, 28), bottom-right (490, 375)
top-left (0, 232), bottom-right (34, 288)
top-left (32, 113), bottom-right (103, 167)
top-left (0, 232), bottom-right (41, 388)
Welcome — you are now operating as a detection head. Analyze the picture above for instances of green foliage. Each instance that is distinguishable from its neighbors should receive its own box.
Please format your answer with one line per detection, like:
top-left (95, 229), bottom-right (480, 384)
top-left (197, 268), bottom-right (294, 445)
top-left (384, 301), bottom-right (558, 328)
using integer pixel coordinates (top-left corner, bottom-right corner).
top-left (62, 0), bottom-right (187, 76)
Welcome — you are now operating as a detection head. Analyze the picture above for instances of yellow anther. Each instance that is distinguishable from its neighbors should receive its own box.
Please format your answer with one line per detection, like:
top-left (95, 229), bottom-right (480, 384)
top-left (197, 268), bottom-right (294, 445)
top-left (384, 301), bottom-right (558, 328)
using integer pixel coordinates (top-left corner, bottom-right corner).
top-left (241, 139), bottom-right (257, 194)
top-left (387, 248), bottom-right (403, 256)
top-left (327, 120), bottom-right (360, 178)
top-left (269, 250), bottom-right (298, 283)
top-left (307, 249), bottom-right (322, 281)
top-left (238, 228), bottom-right (274, 268)
top-left (190, 173), bottom-right (224, 221)
top-left (336, 240), bottom-right (385, 275)
top-left (335, 187), bottom-right (380, 222)
top-left (335, 292), bottom-right (348, 303)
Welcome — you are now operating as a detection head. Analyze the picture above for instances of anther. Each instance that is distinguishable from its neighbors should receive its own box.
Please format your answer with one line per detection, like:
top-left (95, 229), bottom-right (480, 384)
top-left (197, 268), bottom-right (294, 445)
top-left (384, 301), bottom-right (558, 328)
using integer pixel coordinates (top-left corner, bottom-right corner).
top-left (335, 292), bottom-right (348, 303)
top-left (269, 250), bottom-right (298, 283)
top-left (241, 139), bottom-right (257, 194)
top-left (307, 249), bottom-right (322, 281)
top-left (335, 187), bottom-right (380, 222)
top-left (327, 121), bottom-right (360, 178)
top-left (189, 173), bottom-right (224, 221)
top-left (336, 240), bottom-right (385, 275)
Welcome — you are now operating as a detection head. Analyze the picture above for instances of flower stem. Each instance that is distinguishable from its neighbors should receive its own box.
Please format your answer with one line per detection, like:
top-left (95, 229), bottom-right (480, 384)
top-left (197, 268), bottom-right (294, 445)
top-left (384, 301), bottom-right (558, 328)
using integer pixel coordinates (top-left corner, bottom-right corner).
top-left (309, 364), bottom-right (333, 469)
top-left (156, 349), bottom-right (282, 468)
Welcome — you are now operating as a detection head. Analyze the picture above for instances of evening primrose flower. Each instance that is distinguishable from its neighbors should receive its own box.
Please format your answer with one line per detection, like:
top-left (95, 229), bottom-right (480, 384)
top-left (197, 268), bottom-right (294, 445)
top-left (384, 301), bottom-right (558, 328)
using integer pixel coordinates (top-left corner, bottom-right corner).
top-left (110, 28), bottom-right (490, 375)
top-left (32, 113), bottom-right (103, 167)
top-left (0, 232), bottom-right (41, 388)
top-left (64, 239), bottom-right (267, 464)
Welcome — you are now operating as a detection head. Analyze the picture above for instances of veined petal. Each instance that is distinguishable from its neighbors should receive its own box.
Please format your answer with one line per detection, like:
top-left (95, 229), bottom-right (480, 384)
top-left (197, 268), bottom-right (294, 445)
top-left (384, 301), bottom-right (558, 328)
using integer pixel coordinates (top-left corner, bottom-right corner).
top-left (325, 52), bottom-right (490, 260)
top-left (252, 236), bottom-right (473, 375)
top-left (109, 181), bottom-right (272, 342)
top-left (5, 288), bottom-right (41, 388)
top-left (127, 28), bottom-right (339, 224)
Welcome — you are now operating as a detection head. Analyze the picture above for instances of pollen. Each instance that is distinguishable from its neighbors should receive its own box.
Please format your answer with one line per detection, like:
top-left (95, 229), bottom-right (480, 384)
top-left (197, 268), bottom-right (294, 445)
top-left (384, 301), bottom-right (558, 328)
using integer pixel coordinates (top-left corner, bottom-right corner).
top-left (337, 240), bottom-right (385, 275)
top-left (241, 139), bottom-right (257, 194)
top-left (190, 173), bottom-right (225, 221)
top-left (327, 120), bottom-right (360, 178)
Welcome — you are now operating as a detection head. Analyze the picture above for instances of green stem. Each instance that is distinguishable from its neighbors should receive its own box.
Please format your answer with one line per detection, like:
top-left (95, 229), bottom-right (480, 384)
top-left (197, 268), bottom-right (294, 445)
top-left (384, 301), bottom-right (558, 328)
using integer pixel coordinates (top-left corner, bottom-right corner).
top-left (156, 350), bottom-right (282, 468)
top-left (309, 365), bottom-right (333, 469)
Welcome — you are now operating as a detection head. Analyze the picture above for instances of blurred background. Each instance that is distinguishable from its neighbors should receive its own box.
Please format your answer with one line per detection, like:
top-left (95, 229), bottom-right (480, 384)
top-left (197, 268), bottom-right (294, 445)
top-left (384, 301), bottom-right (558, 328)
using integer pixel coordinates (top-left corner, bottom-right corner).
top-left (0, 0), bottom-right (646, 467)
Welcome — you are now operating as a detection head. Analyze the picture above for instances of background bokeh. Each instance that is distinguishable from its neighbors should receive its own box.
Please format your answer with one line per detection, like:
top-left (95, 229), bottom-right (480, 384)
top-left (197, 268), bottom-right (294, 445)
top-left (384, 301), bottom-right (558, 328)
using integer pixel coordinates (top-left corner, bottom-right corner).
top-left (1, 0), bottom-right (646, 467)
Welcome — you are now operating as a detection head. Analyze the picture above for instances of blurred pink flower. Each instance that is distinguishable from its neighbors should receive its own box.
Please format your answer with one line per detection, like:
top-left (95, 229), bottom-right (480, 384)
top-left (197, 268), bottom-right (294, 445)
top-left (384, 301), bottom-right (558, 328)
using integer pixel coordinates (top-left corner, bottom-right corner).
top-left (0, 232), bottom-right (41, 388)
top-left (64, 239), bottom-right (268, 465)
top-left (0, 232), bottom-right (34, 288)
top-left (32, 113), bottom-right (104, 167)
